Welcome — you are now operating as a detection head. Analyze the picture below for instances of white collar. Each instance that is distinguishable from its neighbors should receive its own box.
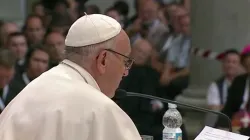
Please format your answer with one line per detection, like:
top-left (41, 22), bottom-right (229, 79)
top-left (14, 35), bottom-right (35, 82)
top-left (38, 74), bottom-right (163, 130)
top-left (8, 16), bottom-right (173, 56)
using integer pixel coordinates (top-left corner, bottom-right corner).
top-left (61, 59), bottom-right (101, 91)
top-left (2, 85), bottom-right (9, 101)
top-left (22, 72), bottom-right (30, 85)
top-left (17, 59), bottom-right (25, 65)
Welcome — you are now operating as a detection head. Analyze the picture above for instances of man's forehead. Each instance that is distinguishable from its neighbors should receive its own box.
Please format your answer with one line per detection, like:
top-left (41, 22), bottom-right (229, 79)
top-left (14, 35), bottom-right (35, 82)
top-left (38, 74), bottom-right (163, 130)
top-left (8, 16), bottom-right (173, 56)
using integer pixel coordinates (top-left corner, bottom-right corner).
top-left (28, 18), bottom-right (42, 26)
top-left (225, 53), bottom-right (240, 59)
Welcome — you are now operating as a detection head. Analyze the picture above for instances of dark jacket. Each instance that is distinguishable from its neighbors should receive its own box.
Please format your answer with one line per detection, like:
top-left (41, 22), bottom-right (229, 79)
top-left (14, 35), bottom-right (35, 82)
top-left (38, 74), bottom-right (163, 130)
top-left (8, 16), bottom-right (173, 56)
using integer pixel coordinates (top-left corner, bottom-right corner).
top-left (4, 73), bottom-right (30, 105)
top-left (116, 65), bottom-right (163, 139)
top-left (216, 74), bottom-right (249, 133)
top-left (115, 65), bottom-right (188, 140)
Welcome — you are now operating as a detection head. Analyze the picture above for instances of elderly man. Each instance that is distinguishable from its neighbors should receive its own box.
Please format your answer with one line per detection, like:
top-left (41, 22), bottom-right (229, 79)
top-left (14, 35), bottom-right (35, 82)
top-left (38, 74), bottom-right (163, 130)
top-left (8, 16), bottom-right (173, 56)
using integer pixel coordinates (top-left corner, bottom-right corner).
top-left (0, 14), bottom-right (141, 140)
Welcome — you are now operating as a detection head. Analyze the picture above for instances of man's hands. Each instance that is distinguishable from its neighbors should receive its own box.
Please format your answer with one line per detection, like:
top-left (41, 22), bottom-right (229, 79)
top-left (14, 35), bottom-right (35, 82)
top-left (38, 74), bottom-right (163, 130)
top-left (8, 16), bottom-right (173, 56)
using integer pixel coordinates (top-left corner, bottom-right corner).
top-left (160, 73), bottom-right (176, 85)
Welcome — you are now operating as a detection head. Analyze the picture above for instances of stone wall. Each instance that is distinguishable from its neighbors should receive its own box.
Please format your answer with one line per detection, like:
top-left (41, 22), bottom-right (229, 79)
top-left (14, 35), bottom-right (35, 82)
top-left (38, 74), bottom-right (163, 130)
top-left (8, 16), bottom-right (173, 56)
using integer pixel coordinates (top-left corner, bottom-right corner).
top-left (190, 0), bottom-right (250, 87)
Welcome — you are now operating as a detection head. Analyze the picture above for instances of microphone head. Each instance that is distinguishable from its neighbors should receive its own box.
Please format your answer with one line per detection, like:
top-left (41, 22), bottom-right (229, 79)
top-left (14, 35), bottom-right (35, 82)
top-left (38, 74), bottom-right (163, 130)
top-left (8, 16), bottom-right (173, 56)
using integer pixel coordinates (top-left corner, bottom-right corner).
top-left (113, 89), bottom-right (127, 99)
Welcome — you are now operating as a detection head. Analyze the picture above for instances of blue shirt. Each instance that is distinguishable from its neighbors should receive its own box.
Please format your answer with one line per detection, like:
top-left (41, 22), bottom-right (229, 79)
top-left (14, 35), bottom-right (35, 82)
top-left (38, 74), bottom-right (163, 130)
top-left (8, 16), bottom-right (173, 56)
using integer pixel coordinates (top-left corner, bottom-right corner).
top-left (166, 35), bottom-right (191, 68)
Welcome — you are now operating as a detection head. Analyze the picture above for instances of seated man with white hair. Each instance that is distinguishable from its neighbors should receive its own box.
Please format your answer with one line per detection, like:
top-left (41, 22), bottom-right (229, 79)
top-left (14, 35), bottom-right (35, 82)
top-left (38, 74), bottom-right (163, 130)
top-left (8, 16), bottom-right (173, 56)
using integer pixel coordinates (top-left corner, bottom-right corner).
top-left (0, 14), bottom-right (141, 140)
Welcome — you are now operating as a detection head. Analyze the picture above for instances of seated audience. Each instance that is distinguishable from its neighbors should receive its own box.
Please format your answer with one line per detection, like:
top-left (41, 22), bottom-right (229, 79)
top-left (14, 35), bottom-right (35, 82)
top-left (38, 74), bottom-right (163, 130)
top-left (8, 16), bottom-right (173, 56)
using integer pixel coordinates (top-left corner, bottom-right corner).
top-left (5, 45), bottom-right (50, 105)
top-left (0, 0), bottom-right (192, 136)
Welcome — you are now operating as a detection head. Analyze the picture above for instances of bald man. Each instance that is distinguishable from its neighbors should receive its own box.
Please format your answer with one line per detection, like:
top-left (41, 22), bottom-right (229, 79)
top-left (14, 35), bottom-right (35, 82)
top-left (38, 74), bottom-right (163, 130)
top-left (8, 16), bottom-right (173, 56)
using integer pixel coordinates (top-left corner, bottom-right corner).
top-left (130, 38), bottom-right (152, 65)
top-left (118, 39), bottom-right (165, 140)
top-left (0, 14), bottom-right (141, 140)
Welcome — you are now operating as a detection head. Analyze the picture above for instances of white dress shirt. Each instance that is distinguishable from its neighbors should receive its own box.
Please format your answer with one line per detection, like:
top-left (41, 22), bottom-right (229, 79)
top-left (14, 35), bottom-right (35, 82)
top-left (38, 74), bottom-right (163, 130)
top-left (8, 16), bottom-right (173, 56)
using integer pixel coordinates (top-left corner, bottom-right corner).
top-left (207, 79), bottom-right (231, 106)
top-left (207, 78), bottom-right (249, 109)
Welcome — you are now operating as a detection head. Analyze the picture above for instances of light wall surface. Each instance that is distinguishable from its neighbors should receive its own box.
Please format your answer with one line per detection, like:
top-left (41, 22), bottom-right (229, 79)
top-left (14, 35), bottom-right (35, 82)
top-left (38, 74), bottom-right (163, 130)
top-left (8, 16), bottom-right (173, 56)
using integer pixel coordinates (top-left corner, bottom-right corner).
top-left (190, 0), bottom-right (250, 88)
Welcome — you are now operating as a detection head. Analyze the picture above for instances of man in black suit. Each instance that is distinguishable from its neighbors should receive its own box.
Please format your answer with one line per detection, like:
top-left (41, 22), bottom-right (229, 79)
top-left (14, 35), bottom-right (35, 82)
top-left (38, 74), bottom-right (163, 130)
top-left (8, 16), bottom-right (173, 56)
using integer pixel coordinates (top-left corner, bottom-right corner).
top-left (0, 49), bottom-right (16, 113)
top-left (117, 38), bottom-right (164, 139)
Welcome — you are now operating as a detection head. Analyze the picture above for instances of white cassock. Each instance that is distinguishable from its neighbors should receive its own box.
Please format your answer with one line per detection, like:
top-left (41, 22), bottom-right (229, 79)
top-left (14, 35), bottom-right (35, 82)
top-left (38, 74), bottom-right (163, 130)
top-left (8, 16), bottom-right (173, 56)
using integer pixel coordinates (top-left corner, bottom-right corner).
top-left (0, 59), bottom-right (141, 140)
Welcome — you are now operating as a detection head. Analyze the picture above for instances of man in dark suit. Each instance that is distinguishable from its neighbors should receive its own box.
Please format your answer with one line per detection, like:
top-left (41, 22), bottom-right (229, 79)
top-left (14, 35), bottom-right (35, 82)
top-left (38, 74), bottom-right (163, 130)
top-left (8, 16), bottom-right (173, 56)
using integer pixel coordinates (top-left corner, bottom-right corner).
top-left (115, 38), bottom-right (188, 140)
top-left (0, 49), bottom-right (16, 113)
top-left (216, 45), bottom-right (250, 135)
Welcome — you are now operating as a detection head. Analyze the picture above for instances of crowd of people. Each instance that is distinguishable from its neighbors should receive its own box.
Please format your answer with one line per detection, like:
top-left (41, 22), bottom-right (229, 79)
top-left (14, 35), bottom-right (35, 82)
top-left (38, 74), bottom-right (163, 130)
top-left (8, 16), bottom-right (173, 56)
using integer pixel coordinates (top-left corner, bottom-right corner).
top-left (0, 0), bottom-right (192, 139)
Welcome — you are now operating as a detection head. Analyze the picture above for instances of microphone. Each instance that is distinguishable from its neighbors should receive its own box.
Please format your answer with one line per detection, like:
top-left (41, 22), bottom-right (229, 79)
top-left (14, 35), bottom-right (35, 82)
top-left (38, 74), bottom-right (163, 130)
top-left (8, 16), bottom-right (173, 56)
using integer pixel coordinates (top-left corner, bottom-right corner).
top-left (115, 89), bottom-right (232, 132)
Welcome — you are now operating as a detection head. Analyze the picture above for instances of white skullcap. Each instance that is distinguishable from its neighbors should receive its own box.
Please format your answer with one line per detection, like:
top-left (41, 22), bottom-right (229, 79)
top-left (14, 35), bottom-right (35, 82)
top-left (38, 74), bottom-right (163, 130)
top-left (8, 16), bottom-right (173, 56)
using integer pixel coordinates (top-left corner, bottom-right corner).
top-left (65, 14), bottom-right (122, 47)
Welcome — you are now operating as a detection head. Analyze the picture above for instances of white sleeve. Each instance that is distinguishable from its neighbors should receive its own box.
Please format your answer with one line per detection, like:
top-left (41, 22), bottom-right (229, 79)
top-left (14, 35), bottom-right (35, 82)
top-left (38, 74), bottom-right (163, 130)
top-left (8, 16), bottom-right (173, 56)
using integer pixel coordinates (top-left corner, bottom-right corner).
top-left (88, 102), bottom-right (141, 140)
top-left (207, 82), bottom-right (221, 106)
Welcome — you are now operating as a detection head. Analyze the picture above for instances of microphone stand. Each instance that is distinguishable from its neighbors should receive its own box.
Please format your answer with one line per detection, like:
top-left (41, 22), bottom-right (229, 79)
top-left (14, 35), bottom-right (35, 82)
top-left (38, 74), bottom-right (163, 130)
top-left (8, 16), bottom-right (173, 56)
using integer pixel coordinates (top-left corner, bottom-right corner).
top-left (126, 91), bottom-right (232, 132)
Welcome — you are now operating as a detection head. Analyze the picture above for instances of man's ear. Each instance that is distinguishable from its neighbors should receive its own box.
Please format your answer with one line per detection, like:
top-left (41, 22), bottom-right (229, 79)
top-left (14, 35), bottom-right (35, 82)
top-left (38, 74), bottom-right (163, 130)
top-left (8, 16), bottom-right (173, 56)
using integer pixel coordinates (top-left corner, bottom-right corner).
top-left (96, 50), bottom-right (107, 74)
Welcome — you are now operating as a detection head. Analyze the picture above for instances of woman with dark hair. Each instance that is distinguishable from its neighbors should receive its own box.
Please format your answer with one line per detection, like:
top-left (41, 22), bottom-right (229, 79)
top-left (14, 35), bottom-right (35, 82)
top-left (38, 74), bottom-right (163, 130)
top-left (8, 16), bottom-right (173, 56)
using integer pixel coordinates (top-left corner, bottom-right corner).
top-left (216, 45), bottom-right (250, 135)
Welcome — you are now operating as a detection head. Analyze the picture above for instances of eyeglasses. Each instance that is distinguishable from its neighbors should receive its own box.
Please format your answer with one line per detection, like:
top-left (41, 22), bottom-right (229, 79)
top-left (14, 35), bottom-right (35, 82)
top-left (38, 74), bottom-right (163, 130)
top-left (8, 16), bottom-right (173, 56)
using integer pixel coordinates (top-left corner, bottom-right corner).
top-left (105, 49), bottom-right (134, 70)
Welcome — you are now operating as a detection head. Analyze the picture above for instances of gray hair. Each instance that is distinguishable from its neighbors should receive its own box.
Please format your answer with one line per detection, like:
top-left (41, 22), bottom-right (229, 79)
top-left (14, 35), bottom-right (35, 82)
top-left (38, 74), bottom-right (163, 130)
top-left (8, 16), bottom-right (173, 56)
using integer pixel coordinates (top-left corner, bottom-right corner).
top-left (65, 37), bottom-right (116, 65)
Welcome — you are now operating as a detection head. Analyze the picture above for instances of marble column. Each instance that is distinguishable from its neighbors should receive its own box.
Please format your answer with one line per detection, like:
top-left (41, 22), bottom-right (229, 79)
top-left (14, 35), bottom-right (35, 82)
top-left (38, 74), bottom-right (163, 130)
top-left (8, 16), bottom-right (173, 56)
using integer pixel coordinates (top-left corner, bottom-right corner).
top-left (190, 0), bottom-right (250, 87)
